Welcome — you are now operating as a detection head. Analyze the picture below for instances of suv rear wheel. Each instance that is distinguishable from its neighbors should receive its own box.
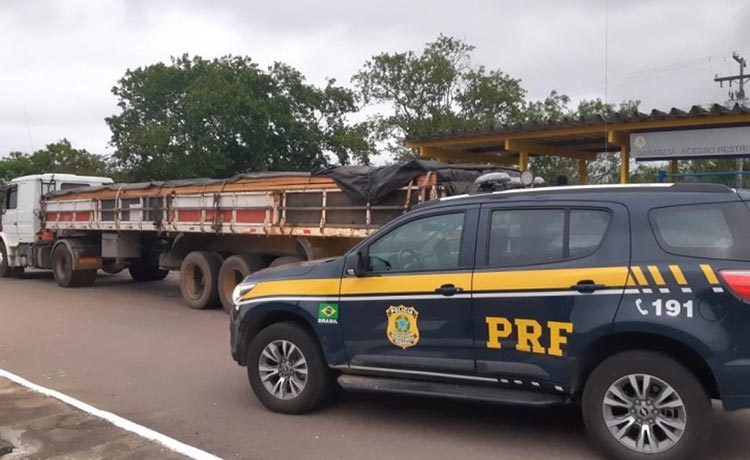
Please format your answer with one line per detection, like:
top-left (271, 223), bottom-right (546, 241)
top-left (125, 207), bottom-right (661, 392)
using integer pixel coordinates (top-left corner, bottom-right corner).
top-left (582, 350), bottom-right (711, 460)
top-left (247, 322), bottom-right (332, 414)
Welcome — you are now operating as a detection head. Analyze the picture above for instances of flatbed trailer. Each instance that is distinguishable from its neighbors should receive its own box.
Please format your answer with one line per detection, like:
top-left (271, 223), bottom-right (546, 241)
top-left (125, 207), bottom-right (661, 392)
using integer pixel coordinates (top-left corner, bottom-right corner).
top-left (1, 162), bottom-right (513, 311)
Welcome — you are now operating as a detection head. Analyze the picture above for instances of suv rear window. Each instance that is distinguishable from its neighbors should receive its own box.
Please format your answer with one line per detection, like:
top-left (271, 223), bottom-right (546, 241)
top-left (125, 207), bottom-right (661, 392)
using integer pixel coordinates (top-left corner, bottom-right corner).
top-left (649, 202), bottom-right (750, 260)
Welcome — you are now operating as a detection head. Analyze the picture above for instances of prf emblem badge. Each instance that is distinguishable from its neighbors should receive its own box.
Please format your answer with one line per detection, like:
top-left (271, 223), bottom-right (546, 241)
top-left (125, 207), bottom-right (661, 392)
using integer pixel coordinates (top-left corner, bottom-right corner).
top-left (386, 305), bottom-right (420, 349)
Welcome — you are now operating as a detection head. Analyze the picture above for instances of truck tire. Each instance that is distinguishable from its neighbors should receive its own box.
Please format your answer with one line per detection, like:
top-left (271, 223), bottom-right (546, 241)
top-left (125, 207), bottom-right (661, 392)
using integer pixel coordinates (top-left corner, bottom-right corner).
top-left (180, 251), bottom-right (222, 309)
top-left (269, 255), bottom-right (304, 268)
top-left (247, 322), bottom-right (332, 414)
top-left (129, 264), bottom-right (169, 282)
top-left (582, 350), bottom-right (711, 460)
top-left (218, 254), bottom-right (266, 313)
top-left (52, 245), bottom-right (97, 288)
top-left (0, 242), bottom-right (12, 278)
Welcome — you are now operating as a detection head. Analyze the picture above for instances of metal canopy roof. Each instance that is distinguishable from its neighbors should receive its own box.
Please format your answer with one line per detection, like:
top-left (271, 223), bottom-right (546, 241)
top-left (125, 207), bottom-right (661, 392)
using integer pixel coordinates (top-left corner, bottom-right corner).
top-left (405, 103), bottom-right (750, 183)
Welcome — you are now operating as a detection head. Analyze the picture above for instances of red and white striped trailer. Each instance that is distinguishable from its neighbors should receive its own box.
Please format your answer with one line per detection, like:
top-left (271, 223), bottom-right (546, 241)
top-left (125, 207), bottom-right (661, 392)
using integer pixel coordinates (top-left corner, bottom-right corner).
top-left (2, 163), bottom-right (513, 311)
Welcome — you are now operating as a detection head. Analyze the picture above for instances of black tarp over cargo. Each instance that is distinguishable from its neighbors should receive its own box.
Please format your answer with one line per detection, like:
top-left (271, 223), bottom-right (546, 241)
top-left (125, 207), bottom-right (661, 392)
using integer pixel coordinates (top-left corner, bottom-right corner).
top-left (313, 160), bottom-right (518, 204)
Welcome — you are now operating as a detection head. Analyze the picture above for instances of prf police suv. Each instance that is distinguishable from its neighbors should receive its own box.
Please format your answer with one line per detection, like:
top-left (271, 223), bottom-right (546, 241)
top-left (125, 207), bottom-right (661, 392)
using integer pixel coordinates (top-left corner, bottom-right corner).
top-left (230, 183), bottom-right (750, 460)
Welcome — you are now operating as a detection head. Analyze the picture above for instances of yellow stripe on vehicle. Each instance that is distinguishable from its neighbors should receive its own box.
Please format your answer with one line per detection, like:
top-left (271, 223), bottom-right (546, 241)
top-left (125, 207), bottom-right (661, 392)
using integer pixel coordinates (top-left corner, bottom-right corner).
top-left (647, 265), bottom-right (666, 285)
top-left (669, 265), bottom-right (688, 285)
top-left (630, 266), bottom-right (648, 286)
top-left (240, 278), bottom-right (340, 301)
top-left (700, 264), bottom-right (719, 284)
top-left (341, 272), bottom-right (473, 295)
top-left (472, 266), bottom-right (629, 291)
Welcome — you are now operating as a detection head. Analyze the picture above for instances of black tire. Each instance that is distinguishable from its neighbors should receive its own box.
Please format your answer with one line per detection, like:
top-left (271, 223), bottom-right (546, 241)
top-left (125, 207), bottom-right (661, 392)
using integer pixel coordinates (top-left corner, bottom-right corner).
top-left (247, 322), bottom-right (332, 414)
top-left (52, 245), bottom-right (96, 287)
top-left (129, 264), bottom-right (169, 282)
top-left (269, 255), bottom-right (304, 268)
top-left (52, 245), bottom-right (76, 287)
top-left (179, 251), bottom-right (222, 309)
top-left (582, 350), bottom-right (711, 460)
top-left (1, 242), bottom-right (12, 278)
top-left (218, 254), bottom-right (266, 313)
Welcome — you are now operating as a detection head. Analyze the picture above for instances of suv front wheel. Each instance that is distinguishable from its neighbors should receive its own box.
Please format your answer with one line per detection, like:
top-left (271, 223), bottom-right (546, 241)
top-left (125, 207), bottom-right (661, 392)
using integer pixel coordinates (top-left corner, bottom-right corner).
top-left (247, 322), bottom-right (332, 414)
top-left (582, 350), bottom-right (711, 460)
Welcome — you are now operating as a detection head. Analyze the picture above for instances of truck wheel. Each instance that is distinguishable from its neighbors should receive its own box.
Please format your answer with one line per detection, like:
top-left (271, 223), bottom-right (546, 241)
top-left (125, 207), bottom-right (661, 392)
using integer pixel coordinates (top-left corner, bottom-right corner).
top-left (52, 245), bottom-right (76, 287)
top-left (52, 246), bottom-right (96, 287)
top-left (247, 322), bottom-right (332, 414)
top-left (129, 264), bottom-right (169, 282)
top-left (218, 254), bottom-right (266, 313)
top-left (1, 242), bottom-right (12, 278)
top-left (269, 256), bottom-right (304, 268)
top-left (582, 350), bottom-right (711, 460)
top-left (180, 251), bottom-right (222, 309)
top-left (1, 242), bottom-right (22, 278)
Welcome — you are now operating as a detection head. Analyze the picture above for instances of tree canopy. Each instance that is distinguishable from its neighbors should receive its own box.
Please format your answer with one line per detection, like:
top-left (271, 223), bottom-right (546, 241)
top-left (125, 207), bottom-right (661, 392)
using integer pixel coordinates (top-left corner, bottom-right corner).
top-left (353, 35), bottom-right (527, 161)
top-left (0, 139), bottom-right (109, 182)
top-left (106, 54), bottom-right (373, 181)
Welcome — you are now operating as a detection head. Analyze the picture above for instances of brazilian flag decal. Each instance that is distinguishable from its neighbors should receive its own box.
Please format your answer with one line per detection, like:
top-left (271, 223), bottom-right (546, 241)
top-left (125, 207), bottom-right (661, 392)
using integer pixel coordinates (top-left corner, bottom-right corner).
top-left (318, 303), bottom-right (339, 324)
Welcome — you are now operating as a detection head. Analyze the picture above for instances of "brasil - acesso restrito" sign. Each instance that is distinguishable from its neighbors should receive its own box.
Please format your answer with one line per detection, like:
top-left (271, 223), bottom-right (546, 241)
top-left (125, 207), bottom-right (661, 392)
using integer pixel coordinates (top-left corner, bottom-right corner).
top-left (630, 126), bottom-right (750, 160)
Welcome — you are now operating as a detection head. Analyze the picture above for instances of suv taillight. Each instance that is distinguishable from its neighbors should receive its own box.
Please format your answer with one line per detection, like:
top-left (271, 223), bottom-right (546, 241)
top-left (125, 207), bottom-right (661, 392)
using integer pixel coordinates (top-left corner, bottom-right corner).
top-left (719, 270), bottom-right (750, 301)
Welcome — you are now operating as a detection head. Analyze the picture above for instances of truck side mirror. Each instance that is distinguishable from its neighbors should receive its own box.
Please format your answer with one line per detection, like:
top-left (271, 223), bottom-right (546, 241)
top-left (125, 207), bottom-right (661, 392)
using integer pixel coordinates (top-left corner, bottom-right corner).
top-left (345, 251), bottom-right (363, 277)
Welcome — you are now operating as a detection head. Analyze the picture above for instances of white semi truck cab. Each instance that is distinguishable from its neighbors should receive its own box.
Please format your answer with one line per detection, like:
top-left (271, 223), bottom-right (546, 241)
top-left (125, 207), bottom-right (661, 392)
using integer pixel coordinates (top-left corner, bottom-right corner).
top-left (1, 174), bottom-right (113, 276)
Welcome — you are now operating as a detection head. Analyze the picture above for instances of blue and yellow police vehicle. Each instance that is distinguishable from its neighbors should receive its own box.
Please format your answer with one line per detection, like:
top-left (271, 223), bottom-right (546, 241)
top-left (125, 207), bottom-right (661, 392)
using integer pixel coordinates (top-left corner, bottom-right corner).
top-left (230, 182), bottom-right (750, 460)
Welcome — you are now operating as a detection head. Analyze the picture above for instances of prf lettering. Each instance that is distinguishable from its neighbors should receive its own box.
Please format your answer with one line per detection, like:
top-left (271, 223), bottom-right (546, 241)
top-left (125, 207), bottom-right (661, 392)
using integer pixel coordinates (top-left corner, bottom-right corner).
top-left (485, 317), bottom-right (574, 357)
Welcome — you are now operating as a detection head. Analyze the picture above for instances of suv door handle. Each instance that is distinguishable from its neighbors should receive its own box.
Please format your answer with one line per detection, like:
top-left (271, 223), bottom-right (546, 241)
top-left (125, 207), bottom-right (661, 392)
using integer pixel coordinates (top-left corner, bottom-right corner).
top-left (435, 284), bottom-right (464, 297)
top-left (571, 280), bottom-right (606, 293)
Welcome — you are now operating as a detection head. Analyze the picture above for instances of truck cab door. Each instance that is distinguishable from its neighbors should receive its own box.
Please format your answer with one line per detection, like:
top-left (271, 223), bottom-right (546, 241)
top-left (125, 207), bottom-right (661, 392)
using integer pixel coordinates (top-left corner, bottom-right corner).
top-left (2, 184), bottom-right (21, 247)
top-left (472, 201), bottom-right (631, 391)
top-left (340, 205), bottom-right (479, 375)
top-left (15, 179), bottom-right (39, 243)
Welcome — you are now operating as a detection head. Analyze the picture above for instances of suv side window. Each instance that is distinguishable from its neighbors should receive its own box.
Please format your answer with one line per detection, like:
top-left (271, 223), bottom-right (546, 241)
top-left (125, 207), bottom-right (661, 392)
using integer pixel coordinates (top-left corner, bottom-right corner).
top-left (569, 209), bottom-right (611, 258)
top-left (367, 212), bottom-right (464, 273)
top-left (488, 208), bottom-right (610, 267)
top-left (489, 209), bottom-right (564, 266)
top-left (649, 202), bottom-right (750, 260)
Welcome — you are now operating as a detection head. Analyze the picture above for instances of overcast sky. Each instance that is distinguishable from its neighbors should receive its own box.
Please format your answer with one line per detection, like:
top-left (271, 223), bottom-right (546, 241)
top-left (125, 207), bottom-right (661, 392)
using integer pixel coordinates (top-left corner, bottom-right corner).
top-left (1, 0), bottom-right (749, 158)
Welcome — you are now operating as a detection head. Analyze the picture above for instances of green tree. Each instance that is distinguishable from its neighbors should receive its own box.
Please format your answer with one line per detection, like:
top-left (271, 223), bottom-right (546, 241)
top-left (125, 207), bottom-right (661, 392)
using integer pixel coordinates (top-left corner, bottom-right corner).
top-left (0, 139), bottom-right (109, 182)
top-left (353, 35), bottom-right (526, 161)
top-left (0, 152), bottom-right (35, 182)
top-left (107, 55), bottom-right (372, 181)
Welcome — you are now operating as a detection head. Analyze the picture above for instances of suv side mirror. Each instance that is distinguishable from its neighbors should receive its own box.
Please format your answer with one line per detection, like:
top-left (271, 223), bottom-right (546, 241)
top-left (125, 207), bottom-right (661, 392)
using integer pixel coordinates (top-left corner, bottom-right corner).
top-left (345, 251), bottom-right (363, 277)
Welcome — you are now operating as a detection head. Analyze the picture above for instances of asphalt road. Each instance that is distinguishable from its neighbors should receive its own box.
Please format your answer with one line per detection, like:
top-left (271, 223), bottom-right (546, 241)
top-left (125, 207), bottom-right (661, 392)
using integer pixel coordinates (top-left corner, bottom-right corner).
top-left (1, 272), bottom-right (750, 460)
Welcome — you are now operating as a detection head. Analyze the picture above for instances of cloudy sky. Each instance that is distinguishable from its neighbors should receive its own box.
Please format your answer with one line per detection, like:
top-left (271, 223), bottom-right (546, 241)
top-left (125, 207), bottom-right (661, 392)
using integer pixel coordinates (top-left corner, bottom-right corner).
top-left (1, 0), bottom-right (749, 158)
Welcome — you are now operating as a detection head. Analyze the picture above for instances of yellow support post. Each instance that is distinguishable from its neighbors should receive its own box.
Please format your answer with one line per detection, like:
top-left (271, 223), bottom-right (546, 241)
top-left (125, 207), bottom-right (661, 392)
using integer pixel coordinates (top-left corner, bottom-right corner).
top-left (620, 144), bottom-right (630, 184)
top-left (518, 152), bottom-right (528, 171)
top-left (578, 159), bottom-right (588, 185)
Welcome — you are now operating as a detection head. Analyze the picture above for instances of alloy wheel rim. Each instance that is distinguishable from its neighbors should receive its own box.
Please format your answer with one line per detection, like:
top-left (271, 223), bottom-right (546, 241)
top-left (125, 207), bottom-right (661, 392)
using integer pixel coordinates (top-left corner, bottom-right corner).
top-left (258, 339), bottom-right (308, 400)
top-left (602, 373), bottom-right (687, 453)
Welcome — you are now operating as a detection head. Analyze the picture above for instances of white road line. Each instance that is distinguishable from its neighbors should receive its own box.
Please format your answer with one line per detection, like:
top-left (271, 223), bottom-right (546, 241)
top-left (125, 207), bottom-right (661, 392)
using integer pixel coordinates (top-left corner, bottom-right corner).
top-left (0, 368), bottom-right (222, 460)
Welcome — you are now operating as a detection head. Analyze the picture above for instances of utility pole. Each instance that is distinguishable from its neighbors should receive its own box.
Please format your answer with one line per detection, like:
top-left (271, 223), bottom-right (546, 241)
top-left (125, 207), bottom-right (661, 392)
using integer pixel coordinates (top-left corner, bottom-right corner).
top-left (715, 52), bottom-right (749, 101)
top-left (714, 52), bottom-right (749, 188)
